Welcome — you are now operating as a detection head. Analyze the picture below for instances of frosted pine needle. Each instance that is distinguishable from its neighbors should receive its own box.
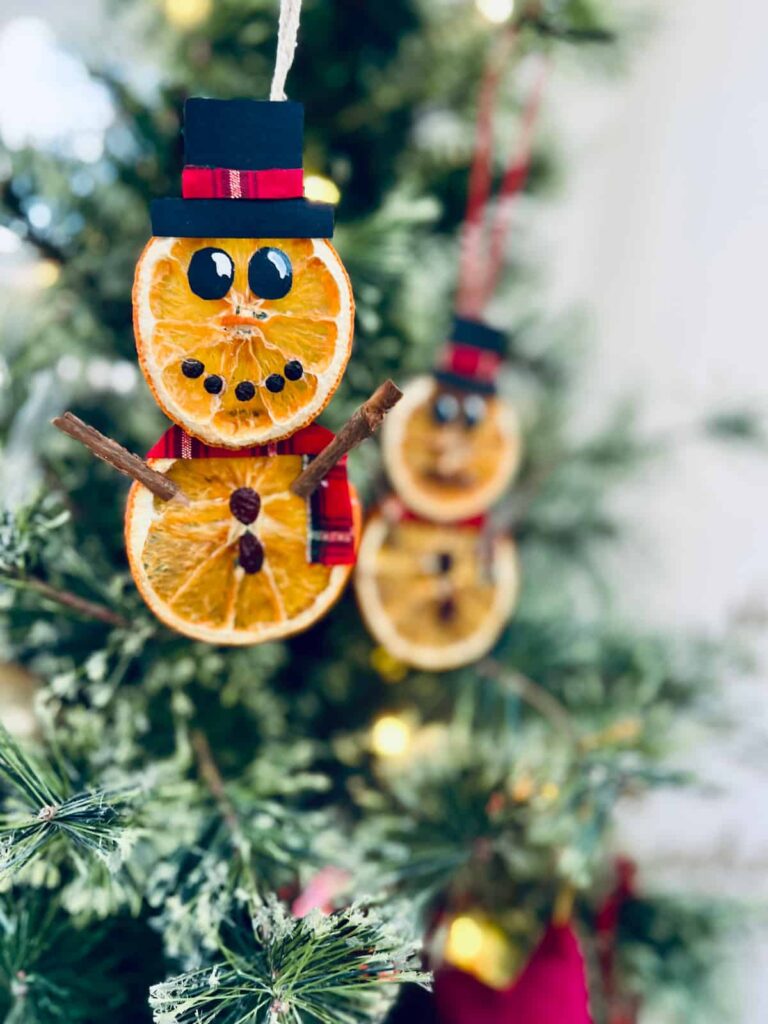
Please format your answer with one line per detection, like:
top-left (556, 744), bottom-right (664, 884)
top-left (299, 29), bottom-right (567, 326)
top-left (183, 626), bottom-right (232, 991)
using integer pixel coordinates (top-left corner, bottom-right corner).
top-left (0, 724), bottom-right (136, 878)
top-left (149, 898), bottom-right (430, 1024)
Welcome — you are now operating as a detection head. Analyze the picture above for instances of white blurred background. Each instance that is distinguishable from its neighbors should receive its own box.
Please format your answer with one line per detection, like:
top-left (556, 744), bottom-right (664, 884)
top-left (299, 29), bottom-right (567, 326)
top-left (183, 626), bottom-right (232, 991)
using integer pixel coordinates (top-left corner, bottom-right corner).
top-left (0, 0), bottom-right (766, 1018)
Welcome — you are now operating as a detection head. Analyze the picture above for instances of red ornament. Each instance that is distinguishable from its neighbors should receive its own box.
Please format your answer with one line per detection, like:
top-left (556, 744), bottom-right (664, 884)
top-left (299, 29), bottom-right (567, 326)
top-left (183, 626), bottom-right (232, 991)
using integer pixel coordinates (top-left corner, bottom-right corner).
top-left (435, 924), bottom-right (592, 1024)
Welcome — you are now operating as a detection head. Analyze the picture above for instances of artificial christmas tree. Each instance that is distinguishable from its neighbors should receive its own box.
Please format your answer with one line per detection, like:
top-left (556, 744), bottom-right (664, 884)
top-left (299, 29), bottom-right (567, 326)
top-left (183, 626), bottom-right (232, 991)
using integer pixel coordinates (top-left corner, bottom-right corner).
top-left (0, 1), bottom-right (740, 1021)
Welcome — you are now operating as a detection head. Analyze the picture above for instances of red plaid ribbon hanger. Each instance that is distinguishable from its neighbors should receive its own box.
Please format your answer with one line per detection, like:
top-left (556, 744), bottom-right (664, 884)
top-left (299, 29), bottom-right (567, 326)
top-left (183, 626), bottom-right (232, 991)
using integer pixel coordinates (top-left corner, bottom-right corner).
top-left (456, 31), bottom-right (550, 319)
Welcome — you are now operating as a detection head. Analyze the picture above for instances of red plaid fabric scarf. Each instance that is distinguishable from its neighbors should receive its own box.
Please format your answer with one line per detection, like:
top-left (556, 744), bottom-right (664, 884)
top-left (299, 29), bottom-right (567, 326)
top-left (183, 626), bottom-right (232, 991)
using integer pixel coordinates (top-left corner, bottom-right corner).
top-left (147, 424), bottom-right (355, 566)
top-left (382, 494), bottom-right (487, 530)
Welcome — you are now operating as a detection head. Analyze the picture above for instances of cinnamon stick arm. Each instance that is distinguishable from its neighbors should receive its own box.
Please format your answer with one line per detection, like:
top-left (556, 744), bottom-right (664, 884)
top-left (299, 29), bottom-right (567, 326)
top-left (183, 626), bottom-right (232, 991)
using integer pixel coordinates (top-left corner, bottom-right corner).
top-left (52, 412), bottom-right (188, 505)
top-left (291, 379), bottom-right (403, 499)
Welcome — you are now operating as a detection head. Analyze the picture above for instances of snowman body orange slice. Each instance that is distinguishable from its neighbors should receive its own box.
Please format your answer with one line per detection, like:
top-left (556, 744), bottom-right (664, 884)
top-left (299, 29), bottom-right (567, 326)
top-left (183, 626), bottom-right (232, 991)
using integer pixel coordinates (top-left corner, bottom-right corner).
top-left (382, 317), bottom-right (521, 523)
top-left (355, 503), bottom-right (518, 671)
top-left (134, 98), bottom-right (353, 450)
top-left (126, 424), bottom-right (359, 645)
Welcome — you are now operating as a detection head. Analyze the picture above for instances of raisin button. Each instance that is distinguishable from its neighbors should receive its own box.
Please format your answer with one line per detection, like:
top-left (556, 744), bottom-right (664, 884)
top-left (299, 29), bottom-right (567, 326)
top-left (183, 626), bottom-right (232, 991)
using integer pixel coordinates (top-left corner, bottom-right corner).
top-left (284, 360), bottom-right (304, 381)
top-left (239, 533), bottom-right (265, 574)
top-left (265, 374), bottom-right (285, 393)
top-left (229, 487), bottom-right (261, 525)
top-left (204, 374), bottom-right (224, 394)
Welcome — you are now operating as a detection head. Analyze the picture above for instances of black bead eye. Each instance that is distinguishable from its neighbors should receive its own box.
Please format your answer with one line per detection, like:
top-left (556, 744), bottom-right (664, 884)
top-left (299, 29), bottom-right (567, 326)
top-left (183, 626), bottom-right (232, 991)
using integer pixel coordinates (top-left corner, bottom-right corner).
top-left (433, 393), bottom-right (460, 425)
top-left (187, 247), bottom-right (234, 300)
top-left (463, 394), bottom-right (487, 428)
top-left (248, 247), bottom-right (293, 299)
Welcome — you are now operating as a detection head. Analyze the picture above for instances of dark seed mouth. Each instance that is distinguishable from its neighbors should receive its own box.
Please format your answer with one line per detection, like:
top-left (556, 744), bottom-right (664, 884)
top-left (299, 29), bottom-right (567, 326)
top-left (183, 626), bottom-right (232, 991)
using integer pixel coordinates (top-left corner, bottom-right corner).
top-left (182, 358), bottom-right (205, 379)
top-left (180, 359), bottom-right (305, 401)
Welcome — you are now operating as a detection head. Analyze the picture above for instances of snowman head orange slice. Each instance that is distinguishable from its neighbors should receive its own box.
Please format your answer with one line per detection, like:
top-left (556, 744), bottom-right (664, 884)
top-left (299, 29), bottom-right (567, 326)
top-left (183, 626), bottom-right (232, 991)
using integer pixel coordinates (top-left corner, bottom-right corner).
top-left (382, 317), bottom-right (521, 523)
top-left (134, 98), bottom-right (354, 448)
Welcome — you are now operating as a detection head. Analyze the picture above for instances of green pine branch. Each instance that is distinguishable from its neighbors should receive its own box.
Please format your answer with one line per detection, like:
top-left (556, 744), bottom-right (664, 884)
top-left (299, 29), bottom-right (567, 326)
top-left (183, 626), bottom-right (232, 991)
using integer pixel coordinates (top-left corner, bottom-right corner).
top-left (149, 899), bottom-right (429, 1024)
top-left (0, 724), bottom-right (138, 879)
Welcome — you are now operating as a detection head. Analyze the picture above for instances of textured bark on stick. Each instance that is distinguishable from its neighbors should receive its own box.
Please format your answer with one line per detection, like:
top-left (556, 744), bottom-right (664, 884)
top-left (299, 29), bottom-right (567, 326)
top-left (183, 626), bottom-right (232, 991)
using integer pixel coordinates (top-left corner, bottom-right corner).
top-left (52, 412), bottom-right (188, 505)
top-left (291, 379), bottom-right (403, 500)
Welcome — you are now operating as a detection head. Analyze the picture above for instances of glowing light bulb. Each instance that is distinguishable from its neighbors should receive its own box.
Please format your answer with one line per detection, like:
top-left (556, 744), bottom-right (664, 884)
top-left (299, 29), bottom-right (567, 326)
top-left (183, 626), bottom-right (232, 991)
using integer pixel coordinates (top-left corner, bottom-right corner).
top-left (20, 258), bottom-right (60, 291)
top-left (164, 0), bottom-right (212, 30)
top-left (370, 645), bottom-right (408, 684)
top-left (371, 714), bottom-right (412, 757)
top-left (445, 915), bottom-right (517, 988)
top-left (476, 0), bottom-right (515, 24)
top-left (539, 781), bottom-right (560, 804)
top-left (446, 916), bottom-right (485, 964)
top-left (304, 174), bottom-right (341, 205)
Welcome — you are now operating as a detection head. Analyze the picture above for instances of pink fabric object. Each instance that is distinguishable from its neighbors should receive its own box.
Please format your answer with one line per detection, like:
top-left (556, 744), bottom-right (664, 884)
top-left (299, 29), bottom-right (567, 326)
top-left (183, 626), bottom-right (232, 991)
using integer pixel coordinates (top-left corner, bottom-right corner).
top-left (291, 867), bottom-right (350, 919)
top-left (434, 924), bottom-right (593, 1024)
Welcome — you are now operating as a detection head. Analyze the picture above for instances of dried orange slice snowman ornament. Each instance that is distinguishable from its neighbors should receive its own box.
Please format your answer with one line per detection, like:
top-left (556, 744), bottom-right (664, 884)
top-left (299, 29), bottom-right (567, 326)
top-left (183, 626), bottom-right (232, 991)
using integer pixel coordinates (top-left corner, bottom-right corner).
top-left (355, 38), bottom-right (549, 671)
top-left (355, 319), bottom-right (521, 672)
top-left (124, 98), bottom-right (361, 645)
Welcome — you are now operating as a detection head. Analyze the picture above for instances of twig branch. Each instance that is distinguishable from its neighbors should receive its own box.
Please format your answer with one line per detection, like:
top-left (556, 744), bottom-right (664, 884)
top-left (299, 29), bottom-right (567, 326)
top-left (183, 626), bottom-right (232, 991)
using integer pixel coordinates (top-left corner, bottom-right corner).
top-left (190, 728), bottom-right (262, 907)
top-left (480, 659), bottom-right (577, 743)
top-left (190, 729), bottom-right (239, 833)
top-left (291, 379), bottom-right (403, 499)
top-left (52, 412), bottom-right (188, 505)
top-left (22, 576), bottom-right (129, 628)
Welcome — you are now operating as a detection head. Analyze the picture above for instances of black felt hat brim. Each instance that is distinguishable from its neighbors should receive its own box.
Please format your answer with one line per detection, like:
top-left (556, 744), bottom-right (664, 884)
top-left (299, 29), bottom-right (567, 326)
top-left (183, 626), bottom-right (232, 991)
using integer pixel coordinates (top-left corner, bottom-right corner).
top-left (150, 198), bottom-right (334, 238)
top-left (433, 369), bottom-right (497, 396)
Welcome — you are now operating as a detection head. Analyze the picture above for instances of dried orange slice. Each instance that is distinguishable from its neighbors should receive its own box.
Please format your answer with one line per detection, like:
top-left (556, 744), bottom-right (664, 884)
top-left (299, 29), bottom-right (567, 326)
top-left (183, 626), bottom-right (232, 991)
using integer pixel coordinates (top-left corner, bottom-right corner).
top-left (354, 511), bottom-right (519, 671)
top-left (382, 376), bottom-right (521, 522)
top-left (133, 236), bottom-right (354, 448)
top-left (125, 456), bottom-right (359, 645)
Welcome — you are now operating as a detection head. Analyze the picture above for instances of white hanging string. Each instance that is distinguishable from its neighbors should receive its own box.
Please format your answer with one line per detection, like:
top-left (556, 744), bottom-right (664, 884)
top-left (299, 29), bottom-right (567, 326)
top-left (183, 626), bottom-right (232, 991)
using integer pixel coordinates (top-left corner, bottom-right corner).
top-left (270, 0), bottom-right (303, 101)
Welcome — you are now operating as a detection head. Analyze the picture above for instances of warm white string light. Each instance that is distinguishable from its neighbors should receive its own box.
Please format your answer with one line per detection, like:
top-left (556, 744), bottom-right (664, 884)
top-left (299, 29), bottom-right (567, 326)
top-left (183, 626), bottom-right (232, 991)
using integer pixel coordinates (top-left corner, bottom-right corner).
top-left (164, 0), bottom-right (212, 30)
top-left (476, 0), bottom-right (515, 24)
top-left (370, 714), bottom-right (413, 758)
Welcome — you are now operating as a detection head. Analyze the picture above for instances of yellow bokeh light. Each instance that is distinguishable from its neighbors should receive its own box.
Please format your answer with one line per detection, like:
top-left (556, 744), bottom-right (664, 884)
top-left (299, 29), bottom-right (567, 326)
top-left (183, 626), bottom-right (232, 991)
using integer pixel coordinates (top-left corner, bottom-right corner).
top-left (510, 774), bottom-right (535, 802)
top-left (370, 645), bottom-right (409, 684)
top-left (476, 0), bottom-right (515, 23)
top-left (371, 714), bottom-right (412, 757)
top-left (539, 781), bottom-right (560, 804)
top-left (19, 258), bottom-right (60, 291)
top-left (304, 174), bottom-right (341, 205)
top-left (445, 914), bottom-right (516, 988)
top-left (163, 0), bottom-right (212, 30)
top-left (446, 916), bottom-right (485, 964)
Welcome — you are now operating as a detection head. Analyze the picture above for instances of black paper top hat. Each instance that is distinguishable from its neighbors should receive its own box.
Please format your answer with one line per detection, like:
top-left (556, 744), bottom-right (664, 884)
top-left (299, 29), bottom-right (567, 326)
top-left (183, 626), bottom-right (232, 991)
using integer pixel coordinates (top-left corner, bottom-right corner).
top-left (434, 316), bottom-right (506, 395)
top-left (150, 98), bottom-right (334, 239)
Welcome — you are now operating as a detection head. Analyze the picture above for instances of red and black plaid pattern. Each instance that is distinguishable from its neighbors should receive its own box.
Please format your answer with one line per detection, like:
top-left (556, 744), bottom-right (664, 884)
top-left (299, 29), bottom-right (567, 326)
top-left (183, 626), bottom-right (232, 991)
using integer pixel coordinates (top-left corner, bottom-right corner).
top-left (439, 341), bottom-right (502, 386)
top-left (181, 166), bottom-right (304, 200)
top-left (147, 424), bottom-right (355, 567)
top-left (382, 494), bottom-right (486, 531)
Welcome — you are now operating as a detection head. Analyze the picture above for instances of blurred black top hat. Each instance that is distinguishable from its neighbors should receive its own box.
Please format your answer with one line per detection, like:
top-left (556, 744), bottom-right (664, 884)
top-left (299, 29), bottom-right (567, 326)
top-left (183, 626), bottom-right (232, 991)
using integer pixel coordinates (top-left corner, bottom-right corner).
top-left (434, 316), bottom-right (506, 395)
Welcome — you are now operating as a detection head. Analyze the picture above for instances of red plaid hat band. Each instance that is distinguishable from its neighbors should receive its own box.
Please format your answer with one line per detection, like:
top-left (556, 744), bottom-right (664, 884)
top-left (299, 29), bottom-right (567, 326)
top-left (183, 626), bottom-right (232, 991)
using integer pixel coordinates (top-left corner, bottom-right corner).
top-left (182, 166), bottom-right (304, 200)
top-left (440, 342), bottom-right (502, 384)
